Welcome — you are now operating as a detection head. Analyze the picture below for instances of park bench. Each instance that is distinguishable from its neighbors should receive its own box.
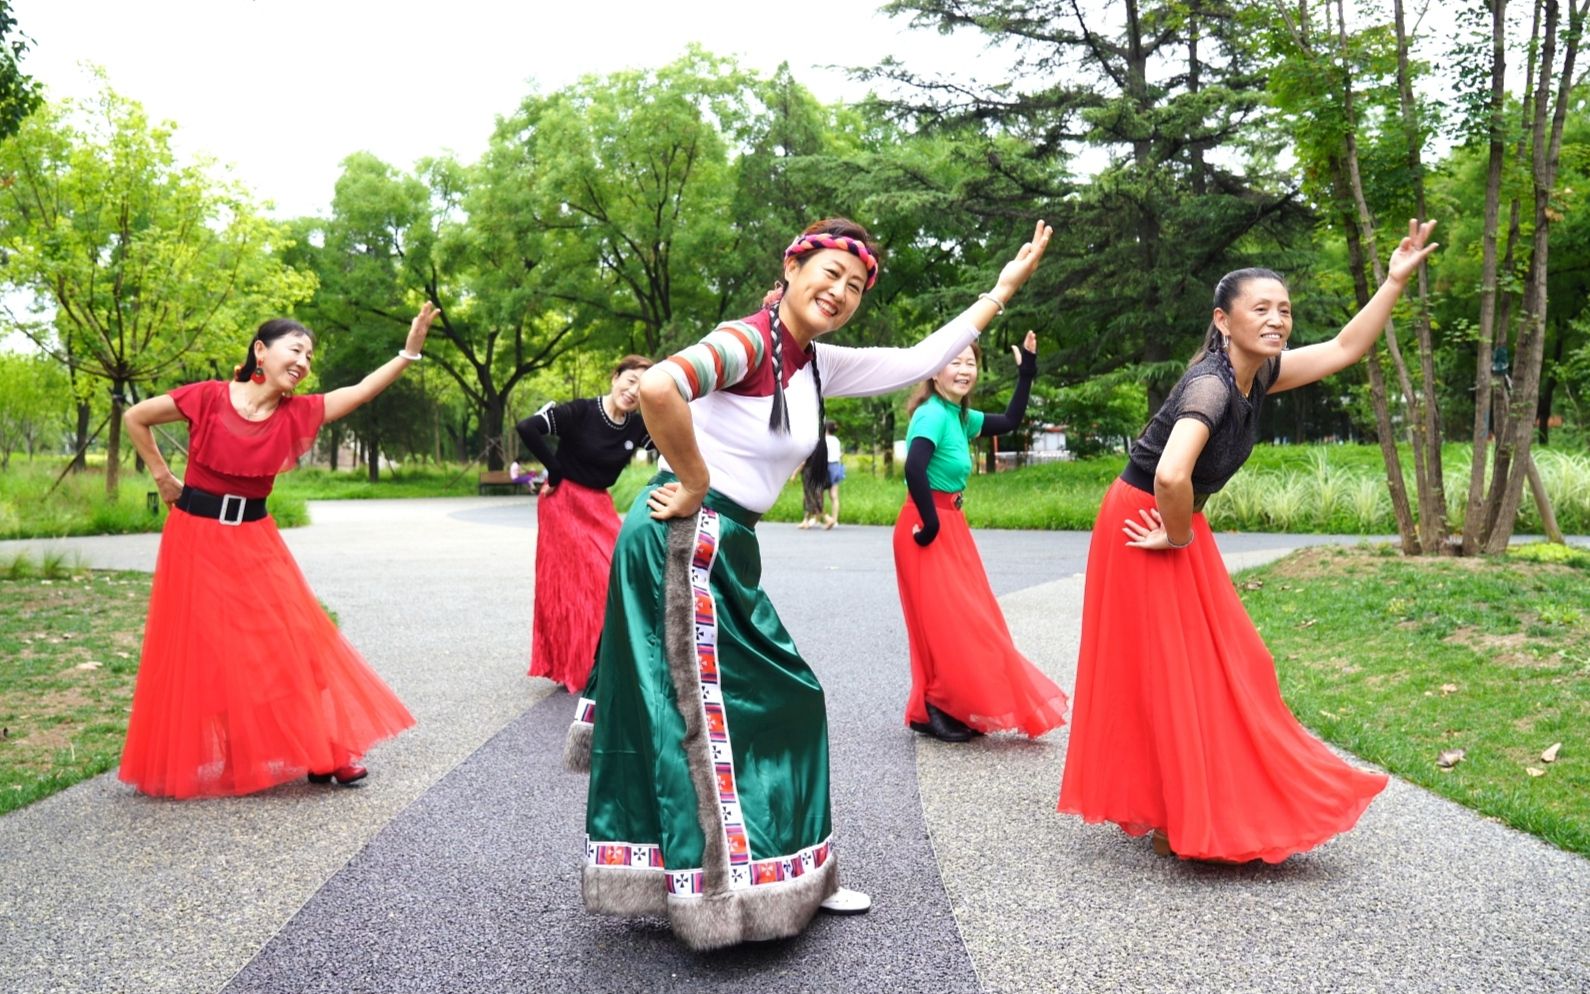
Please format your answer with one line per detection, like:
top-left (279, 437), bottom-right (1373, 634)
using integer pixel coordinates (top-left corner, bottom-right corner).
top-left (477, 470), bottom-right (521, 496)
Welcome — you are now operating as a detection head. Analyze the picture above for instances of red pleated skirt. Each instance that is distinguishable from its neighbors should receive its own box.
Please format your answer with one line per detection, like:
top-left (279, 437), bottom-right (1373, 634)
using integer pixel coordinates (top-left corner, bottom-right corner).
top-left (119, 507), bottom-right (415, 798)
top-left (893, 492), bottom-right (1068, 737)
top-left (1057, 478), bottom-right (1387, 862)
top-left (530, 480), bottom-right (621, 692)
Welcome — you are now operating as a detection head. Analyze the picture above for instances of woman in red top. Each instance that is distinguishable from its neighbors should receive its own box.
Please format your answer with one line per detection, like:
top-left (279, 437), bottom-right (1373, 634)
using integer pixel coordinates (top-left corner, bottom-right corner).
top-left (117, 304), bottom-right (439, 798)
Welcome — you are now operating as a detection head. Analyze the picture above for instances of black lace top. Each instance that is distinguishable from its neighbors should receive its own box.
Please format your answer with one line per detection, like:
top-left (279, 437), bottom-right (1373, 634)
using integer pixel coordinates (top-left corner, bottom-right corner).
top-left (1125, 351), bottom-right (1282, 496)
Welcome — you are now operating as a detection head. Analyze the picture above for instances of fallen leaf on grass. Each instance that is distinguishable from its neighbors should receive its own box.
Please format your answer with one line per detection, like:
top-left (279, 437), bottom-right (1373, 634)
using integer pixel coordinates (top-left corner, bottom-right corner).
top-left (1319, 709), bottom-right (1339, 719)
top-left (1541, 742), bottom-right (1562, 763)
top-left (75, 661), bottom-right (102, 671)
top-left (1242, 580), bottom-right (1264, 590)
top-left (1526, 767), bottom-right (1546, 778)
top-left (1440, 684), bottom-right (1459, 696)
top-left (1436, 748), bottom-right (1466, 770)
top-left (1298, 618), bottom-right (1317, 629)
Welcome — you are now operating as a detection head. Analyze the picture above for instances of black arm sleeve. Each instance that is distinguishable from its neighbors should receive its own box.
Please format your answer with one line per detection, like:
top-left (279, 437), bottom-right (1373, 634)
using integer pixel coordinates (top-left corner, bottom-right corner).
top-left (978, 349), bottom-right (1037, 437)
top-left (514, 413), bottom-right (564, 485)
top-left (905, 436), bottom-right (940, 546)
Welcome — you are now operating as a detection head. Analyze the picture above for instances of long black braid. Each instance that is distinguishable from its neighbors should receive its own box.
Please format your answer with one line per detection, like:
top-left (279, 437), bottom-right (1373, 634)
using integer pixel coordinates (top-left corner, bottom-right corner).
top-left (766, 302), bottom-right (825, 463)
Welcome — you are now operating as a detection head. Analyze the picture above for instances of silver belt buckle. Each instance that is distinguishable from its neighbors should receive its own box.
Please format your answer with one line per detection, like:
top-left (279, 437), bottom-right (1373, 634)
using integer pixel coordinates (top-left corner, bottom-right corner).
top-left (219, 493), bottom-right (247, 526)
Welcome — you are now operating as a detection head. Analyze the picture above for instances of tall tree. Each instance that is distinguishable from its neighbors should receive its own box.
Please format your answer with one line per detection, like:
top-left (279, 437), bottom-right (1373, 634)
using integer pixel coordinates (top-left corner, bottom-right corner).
top-left (0, 82), bottom-right (314, 496)
top-left (870, 0), bottom-right (1308, 413)
top-left (0, 0), bottom-right (40, 141)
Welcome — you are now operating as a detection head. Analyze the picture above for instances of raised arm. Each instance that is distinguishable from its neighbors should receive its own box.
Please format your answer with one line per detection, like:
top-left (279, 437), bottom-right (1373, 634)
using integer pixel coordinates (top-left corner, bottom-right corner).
top-left (1270, 219), bottom-right (1438, 394)
top-left (322, 302), bottom-right (440, 424)
top-left (122, 395), bottom-right (188, 504)
top-left (819, 221), bottom-right (1053, 398)
top-left (978, 331), bottom-right (1038, 437)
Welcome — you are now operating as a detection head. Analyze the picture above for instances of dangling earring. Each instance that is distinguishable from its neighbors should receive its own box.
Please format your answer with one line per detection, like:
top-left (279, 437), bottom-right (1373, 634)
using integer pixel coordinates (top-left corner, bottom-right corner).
top-left (1220, 336), bottom-right (1231, 352)
top-left (250, 366), bottom-right (266, 384)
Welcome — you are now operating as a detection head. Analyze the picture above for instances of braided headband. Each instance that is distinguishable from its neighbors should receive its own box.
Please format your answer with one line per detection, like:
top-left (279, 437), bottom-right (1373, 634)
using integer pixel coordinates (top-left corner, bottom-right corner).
top-left (783, 233), bottom-right (880, 290)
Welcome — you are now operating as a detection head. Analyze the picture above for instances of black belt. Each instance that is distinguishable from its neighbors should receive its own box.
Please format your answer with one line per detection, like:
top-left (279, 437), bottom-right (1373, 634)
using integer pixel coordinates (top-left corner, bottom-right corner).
top-left (1119, 462), bottom-right (1211, 512)
top-left (176, 486), bottom-right (268, 525)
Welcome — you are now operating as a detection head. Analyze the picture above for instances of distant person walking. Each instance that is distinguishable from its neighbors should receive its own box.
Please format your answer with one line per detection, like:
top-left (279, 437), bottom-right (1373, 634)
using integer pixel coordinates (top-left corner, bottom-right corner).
top-left (1059, 220), bottom-right (1439, 862)
top-left (117, 305), bottom-right (438, 797)
top-left (515, 356), bottom-right (653, 693)
top-left (893, 331), bottom-right (1067, 743)
top-left (822, 420), bottom-right (844, 528)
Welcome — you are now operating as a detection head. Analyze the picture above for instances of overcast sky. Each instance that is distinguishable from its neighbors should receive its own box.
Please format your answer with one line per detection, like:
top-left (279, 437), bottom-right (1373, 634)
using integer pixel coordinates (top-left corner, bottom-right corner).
top-left (14, 0), bottom-right (999, 219)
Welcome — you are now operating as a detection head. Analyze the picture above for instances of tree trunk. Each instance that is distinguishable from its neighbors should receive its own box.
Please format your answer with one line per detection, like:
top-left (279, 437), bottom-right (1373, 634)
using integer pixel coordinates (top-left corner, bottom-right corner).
top-left (105, 380), bottom-right (126, 499)
top-left (1462, 0), bottom-right (1509, 556)
top-left (1393, 0), bottom-right (1448, 552)
top-left (1345, 211), bottom-right (1420, 553)
top-left (72, 399), bottom-right (90, 472)
top-left (1483, 0), bottom-right (1583, 554)
top-left (481, 395), bottom-right (507, 471)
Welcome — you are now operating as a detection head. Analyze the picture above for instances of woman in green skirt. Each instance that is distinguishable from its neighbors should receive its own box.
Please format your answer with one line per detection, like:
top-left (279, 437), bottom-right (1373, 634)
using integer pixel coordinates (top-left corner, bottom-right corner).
top-left (570, 218), bottom-right (1052, 950)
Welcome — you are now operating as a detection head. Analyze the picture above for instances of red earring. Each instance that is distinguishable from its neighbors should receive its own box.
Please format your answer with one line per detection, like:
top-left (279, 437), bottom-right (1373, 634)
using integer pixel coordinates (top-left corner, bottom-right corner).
top-left (250, 367), bottom-right (266, 384)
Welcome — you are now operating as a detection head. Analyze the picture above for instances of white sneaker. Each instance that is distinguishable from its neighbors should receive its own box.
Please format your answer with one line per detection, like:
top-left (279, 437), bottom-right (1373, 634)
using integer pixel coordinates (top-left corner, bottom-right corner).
top-left (819, 887), bottom-right (871, 915)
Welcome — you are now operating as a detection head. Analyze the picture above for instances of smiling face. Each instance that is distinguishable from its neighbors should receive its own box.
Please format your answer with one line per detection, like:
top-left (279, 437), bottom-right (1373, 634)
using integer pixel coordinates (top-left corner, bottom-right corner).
top-left (609, 368), bottom-right (644, 413)
top-left (1215, 277), bottom-right (1292, 359)
top-left (780, 248), bottom-right (868, 340)
top-left (254, 332), bottom-right (313, 393)
top-left (932, 346), bottom-right (980, 403)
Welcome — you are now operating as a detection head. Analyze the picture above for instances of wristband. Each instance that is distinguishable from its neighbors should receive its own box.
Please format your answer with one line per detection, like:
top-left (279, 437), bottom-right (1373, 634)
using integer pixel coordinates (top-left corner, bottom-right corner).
top-left (1165, 531), bottom-right (1194, 549)
top-left (398, 349), bottom-right (423, 361)
top-left (978, 292), bottom-right (1006, 315)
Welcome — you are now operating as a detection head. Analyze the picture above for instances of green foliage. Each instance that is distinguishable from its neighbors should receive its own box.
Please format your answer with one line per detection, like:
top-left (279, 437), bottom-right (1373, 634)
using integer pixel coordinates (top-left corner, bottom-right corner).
top-left (0, 80), bottom-right (316, 496)
top-left (0, 351), bottom-right (69, 468)
top-left (0, 0), bottom-right (40, 141)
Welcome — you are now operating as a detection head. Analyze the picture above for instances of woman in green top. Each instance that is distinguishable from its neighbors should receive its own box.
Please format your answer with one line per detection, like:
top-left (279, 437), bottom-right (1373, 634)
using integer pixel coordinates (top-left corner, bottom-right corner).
top-left (891, 332), bottom-right (1068, 742)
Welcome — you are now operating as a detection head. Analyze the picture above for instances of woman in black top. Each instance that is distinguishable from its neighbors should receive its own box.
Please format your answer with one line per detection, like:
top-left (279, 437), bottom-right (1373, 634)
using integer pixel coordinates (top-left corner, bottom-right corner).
top-left (1059, 219), bottom-right (1438, 863)
top-left (515, 355), bottom-right (653, 693)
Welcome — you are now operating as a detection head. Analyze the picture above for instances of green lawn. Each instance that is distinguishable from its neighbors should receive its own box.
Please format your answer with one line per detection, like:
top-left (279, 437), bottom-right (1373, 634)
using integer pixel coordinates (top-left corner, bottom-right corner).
top-left (0, 556), bottom-right (152, 815)
top-left (1241, 543), bottom-right (1590, 857)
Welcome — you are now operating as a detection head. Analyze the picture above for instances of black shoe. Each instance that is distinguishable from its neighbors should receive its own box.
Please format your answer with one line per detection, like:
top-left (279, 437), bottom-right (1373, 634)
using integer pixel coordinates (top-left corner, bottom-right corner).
top-left (927, 701), bottom-right (980, 736)
top-left (911, 702), bottom-right (974, 743)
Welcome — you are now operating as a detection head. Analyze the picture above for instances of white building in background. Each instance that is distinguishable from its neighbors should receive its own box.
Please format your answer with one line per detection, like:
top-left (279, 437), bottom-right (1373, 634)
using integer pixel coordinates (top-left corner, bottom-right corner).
top-left (892, 423), bottom-right (1072, 471)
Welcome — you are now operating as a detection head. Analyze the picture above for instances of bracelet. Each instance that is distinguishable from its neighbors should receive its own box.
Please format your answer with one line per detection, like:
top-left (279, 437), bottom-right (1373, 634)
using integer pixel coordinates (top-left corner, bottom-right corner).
top-left (1165, 531), bottom-right (1194, 549)
top-left (978, 292), bottom-right (1006, 315)
top-left (398, 349), bottom-right (423, 361)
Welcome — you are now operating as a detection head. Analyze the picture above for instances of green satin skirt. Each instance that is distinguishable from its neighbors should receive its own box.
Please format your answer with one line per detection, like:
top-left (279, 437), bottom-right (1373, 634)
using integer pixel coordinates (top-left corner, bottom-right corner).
top-left (579, 475), bottom-right (839, 950)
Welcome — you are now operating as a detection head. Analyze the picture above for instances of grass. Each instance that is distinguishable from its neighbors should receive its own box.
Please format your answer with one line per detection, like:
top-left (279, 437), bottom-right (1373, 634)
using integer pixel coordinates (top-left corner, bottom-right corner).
top-left (4, 443), bottom-right (1588, 538)
top-left (1240, 543), bottom-right (1590, 857)
top-left (0, 458), bottom-right (307, 539)
top-left (0, 553), bottom-right (152, 815)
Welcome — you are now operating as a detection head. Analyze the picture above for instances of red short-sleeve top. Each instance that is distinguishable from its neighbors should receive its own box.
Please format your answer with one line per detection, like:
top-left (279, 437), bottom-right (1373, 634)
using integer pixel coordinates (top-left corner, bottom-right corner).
top-left (169, 380), bottom-right (325, 498)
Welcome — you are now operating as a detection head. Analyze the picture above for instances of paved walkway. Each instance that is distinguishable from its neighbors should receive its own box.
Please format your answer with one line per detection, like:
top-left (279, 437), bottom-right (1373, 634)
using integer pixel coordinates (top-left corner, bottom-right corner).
top-left (1, 500), bottom-right (1585, 993)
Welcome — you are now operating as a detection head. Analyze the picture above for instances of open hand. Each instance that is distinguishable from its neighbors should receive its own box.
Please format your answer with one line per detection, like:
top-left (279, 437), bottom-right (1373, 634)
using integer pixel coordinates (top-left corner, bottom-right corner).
top-left (405, 301), bottom-right (441, 354)
top-left (992, 220), bottom-right (1054, 297)
top-left (1386, 218), bottom-right (1439, 285)
top-left (1010, 330), bottom-right (1038, 368)
top-left (1123, 507), bottom-right (1177, 550)
top-left (646, 479), bottom-right (706, 521)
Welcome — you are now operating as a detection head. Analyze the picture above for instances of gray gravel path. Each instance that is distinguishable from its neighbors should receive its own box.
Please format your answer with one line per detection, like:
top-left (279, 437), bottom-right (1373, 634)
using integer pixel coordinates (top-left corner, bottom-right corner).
top-left (2, 500), bottom-right (1585, 994)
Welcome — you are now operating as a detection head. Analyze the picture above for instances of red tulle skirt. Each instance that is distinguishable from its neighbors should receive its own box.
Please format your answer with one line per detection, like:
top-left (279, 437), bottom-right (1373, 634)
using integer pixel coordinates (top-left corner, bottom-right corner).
top-left (119, 508), bottom-right (415, 798)
top-left (530, 480), bottom-right (621, 692)
top-left (1057, 478), bottom-right (1387, 862)
top-left (893, 493), bottom-right (1068, 737)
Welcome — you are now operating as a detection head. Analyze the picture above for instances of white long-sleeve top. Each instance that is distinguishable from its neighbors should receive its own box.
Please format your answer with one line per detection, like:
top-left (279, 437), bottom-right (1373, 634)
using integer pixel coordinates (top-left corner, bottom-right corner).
top-left (657, 309), bottom-right (978, 513)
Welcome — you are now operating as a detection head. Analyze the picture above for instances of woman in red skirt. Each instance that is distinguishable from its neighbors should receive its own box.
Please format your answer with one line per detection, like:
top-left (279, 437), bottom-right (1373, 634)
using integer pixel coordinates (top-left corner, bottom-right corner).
top-left (893, 331), bottom-right (1068, 742)
top-left (1058, 220), bottom-right (1439, 862)
top-left (117, 304), bottom-right (439, 798)
top-left (514, 355), bottom-right (653, 693)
